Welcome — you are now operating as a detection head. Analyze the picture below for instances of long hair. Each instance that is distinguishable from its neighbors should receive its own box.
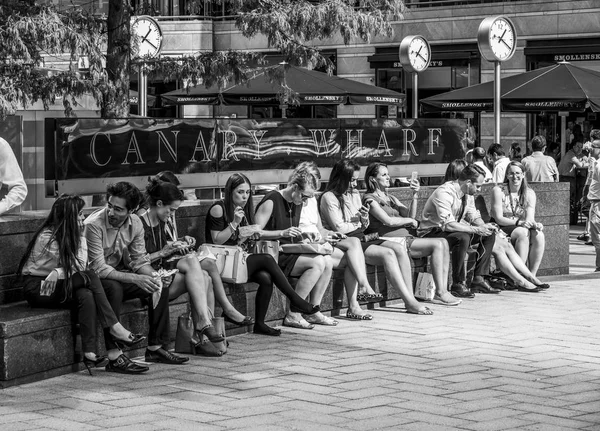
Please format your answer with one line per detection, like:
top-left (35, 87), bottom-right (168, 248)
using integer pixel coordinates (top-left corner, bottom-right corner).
top-left (223, 173), bottom-right (255, 225)
top-left (504, 161), bottom-right (529, 207)
top-left (17, 194), bottom-right (85, 302)
top-left (326, 159), bottom-right (360, 196)
top-left (364, 162), bottom-right (386, 194)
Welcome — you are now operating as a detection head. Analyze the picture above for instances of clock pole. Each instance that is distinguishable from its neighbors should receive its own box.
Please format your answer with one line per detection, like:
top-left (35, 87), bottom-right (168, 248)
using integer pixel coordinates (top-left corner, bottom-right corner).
top-left (494, 61), bottom-right (501, 144)
top-left (413, 73), bottom-right (419, 119)
top-left (139, 63), bottom-right (148, 117)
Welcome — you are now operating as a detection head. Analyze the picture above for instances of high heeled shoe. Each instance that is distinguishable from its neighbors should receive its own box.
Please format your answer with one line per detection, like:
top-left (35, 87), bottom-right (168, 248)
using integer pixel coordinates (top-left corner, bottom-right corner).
top-left (82, 355), bottom-right (109, 376)
top-left (290, 303), bottom-right (320, 315)
top-left (114, 332), bottom-right (146, 349)
top-left (196, 324), bottom-right (225, 343)
top-left (222, 311), bottom-right (254, 326)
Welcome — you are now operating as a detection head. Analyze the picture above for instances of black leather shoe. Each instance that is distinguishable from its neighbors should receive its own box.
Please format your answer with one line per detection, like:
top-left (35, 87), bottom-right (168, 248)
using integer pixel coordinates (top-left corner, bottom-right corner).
top-left (145, 348), bottom-right (189, 364)
top-left (470, 279), bottom-right (501, 294)
top-left (105, 354), bottom-right (149, 374)
top-left (450, 283), bottom-right (475, 299)
top-left (114, 333), bottom-right (146, 349)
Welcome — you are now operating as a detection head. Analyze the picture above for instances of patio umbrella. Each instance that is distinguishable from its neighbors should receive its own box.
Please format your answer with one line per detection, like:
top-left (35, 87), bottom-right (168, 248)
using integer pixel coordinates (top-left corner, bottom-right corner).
top-left (161, 64), bottom-right (404, 106)
top-left (129, 90), bottom-right (156, 107)
top-left (420, 62), bottom-right (600, 113)
top-left (160, 84), bottom-right (221, 105)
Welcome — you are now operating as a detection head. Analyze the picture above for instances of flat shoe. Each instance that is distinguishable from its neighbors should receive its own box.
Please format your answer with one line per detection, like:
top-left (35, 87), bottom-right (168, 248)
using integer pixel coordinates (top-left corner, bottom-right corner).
top-left (356, 293), bottom-right (369, 302)
top-left (517, 285), bottom-right (542, 292)
top-left (304, 314), bottom-right (339, 326)
top-left (534, 283), bottom-right (550, 290)
top-left (431, 295), bottom-right (462, 306)
top-left (346, 311), bottom-right (373, 320)
top-left (407, 306), bottom-right (433, 315)
top-left (283, 316), bottom-right (314, 330)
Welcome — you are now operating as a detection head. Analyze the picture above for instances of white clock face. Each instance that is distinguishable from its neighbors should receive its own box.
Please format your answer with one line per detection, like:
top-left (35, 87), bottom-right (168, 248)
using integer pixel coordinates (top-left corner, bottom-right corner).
top-left (408, 37), bottom-right (430, 72)
top-left (489, 18), bottom-right (515, 61)
top-left (132, 17), bottom-right (163, 59)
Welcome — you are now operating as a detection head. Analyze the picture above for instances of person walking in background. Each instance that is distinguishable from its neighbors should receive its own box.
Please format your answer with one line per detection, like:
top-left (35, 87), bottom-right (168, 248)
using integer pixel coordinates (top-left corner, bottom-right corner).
top-left (85, 182), bottom-right (189, 373)
top-left (472, 147), bottom-right (493, 183)
top-left (0, 136), bottom-right (27, 215)
top-left (419, 163), bottom-right (500, 298)
top-left (585, 137), bottom-right (600, 271)
top-left (488, 143), bottom-right (511, 184)
top-left (521, 136), bottom-right (558, 182)
top-left (558, 140), bottom-right (589, 224)
top-left (18, 195), bottom-right (145, 375)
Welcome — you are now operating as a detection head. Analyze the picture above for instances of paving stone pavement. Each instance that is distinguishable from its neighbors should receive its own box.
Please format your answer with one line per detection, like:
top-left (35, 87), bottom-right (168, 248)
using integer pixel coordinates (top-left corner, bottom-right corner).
top-left (1, 228), bottom-right (599, 431)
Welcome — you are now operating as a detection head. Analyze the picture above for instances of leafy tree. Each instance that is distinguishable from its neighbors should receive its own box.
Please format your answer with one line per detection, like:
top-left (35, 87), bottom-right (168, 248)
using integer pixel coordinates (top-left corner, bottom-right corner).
top-left (0, 0), bottom-right (404, 118)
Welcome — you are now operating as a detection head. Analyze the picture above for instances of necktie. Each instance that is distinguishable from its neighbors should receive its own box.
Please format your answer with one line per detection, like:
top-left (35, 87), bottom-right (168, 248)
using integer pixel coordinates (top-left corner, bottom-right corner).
top-left (457, 194), bottom-right (467, 222)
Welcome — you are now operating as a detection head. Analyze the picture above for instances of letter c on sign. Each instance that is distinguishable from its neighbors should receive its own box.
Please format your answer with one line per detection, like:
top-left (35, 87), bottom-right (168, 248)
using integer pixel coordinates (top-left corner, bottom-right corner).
top-left (90, 133), bottom-right (112, 167)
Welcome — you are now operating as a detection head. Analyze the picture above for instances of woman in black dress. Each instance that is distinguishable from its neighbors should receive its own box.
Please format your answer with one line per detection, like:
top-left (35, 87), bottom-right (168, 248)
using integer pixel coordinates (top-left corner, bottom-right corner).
top-left (206, 173), bottom-right (319, 335)
top-left (254, 169), bottom-right (337, 329)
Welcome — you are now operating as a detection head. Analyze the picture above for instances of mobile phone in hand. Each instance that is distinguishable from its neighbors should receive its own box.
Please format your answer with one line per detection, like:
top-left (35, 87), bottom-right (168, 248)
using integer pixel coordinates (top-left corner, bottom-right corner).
top-left (411, 171), bottom-right (418, 182)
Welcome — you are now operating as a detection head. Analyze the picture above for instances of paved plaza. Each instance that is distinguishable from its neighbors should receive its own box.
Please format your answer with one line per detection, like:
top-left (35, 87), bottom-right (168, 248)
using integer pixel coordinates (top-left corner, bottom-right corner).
top-left (1, 227), bottom-right (599, 431)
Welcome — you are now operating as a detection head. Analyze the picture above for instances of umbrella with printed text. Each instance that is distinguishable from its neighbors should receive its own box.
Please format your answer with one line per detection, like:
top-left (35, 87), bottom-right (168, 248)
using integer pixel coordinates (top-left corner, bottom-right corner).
top-left (161, 64), bottom-right (404, 106)
top-left (420, 62), bottom-right (600, 113)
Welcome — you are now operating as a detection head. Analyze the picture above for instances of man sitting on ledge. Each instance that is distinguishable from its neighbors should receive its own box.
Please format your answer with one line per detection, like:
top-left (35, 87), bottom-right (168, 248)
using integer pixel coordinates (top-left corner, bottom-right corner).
top-left (84, 182), bottom-right (188, 374)
top-left (418, 163), bottom-right (499, 298)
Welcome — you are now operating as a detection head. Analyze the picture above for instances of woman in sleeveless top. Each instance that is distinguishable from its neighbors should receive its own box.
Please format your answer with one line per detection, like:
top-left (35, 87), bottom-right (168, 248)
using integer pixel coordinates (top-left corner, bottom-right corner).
top-left (320, 159), bottom-right (433, 315)
top-left (18, 194), bottom-right (144, 375)
top-left (490, 161), bottom-right (546, 276)
top-left (206, 173), bottom-right (319, 336)
top-left (255, 168), bottom-right (337, 329)
top-left (363, 162), bottom-right (459, 306)
top-left (140, 179), bottom-right (226, 347)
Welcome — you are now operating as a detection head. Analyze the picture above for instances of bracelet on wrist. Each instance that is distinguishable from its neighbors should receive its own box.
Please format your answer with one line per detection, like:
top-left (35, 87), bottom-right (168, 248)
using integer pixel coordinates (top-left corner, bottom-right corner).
top-left (515, 219), bottom-right (519, 227)
top-left (229, 222), bottom-right (237, 233)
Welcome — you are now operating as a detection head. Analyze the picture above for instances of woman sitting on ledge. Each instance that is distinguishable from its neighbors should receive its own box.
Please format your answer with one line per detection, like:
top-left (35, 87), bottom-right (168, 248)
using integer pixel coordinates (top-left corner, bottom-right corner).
top-left (140, 178), bottom-right (225, 349)
top-left (18, 194), bottom-right (144, 375)
top-left (206, 173), bottom-right (319, 336)
top-left (137, 171), bottom-right (254, 328)
top-left (254, 168), bottom-right (336, 329)
top-left (320, 159), bottom-right (433, 315)
top-left (490, 161), bottom-right (546, 277)
top-left (362, 162), bottom-right (459, 306)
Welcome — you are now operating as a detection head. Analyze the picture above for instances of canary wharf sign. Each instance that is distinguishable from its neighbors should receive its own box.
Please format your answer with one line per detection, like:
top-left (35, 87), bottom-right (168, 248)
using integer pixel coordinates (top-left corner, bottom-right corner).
top-left (45, 117), bottom-right (466, 190)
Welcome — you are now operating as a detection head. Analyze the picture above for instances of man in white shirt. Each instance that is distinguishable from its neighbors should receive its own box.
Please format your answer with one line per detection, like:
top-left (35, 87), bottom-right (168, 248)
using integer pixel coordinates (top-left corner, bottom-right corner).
top-left (521, 135), bottom-right (559, 182)
top-left (472, 147), bottom-right (493, 182)
top-left (488, 143), bottom-right (511, 184)
top-left (0, 136), bottom-right (27, 215)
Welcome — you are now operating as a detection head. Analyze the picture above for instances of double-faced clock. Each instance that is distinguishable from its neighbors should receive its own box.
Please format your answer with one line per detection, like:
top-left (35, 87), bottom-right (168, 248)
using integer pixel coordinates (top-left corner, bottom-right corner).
top-left (399, 35), bottom-right (431, 73)
top-left (131, 15), bottom-right (163, 59)
top-left (478, 16), bottom-right (517, 62)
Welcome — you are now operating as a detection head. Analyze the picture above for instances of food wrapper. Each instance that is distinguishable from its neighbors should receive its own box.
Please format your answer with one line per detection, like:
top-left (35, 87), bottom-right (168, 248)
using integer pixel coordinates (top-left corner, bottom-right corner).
top-left (238, 224), bottom-right (262, 239)
top-left (151, 269), bottom-right (178, 308)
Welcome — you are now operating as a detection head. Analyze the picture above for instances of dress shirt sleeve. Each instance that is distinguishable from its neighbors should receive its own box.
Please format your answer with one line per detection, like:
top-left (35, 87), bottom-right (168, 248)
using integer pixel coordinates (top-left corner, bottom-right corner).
top-left (84, 222), bottom-right (115, 279)
top-left (0, 139), bottom-right (27, 215)
top-left (127, 217), bottom-right (151, 273)
top-left (319, 192), bottom-right (359, 234)
top-left (432, 188), bottom-right (457, 230)
top-left (463, 195), bottom-right (483, 225)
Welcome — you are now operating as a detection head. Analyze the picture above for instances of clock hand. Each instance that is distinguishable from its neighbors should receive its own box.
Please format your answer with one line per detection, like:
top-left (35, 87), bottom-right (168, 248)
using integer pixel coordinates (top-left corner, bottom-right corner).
top-left (500, 38), bottom-right (511, 50)
top-left (417, 52), bottom-right (427, 62)
top-left (145, 39), bottom-right (158, 50)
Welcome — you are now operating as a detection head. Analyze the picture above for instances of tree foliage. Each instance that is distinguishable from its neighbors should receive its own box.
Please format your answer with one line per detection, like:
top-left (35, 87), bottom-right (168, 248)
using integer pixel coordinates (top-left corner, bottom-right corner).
top-left (0, 0), bottom-right (404, 118)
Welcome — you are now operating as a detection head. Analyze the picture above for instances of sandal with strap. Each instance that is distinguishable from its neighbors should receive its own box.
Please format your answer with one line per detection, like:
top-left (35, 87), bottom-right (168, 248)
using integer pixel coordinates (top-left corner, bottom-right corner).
top-left (283, 316), bottom-right (314, 330)
top-left (346, 311), bottom-right (373, 320)
top-left (304, 313), bottom-right (339, 326)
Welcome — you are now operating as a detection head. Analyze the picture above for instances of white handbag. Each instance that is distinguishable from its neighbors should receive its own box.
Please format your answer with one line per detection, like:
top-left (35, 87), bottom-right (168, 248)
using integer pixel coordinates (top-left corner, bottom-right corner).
top-left (202, 244), bottom-right (249, 284)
